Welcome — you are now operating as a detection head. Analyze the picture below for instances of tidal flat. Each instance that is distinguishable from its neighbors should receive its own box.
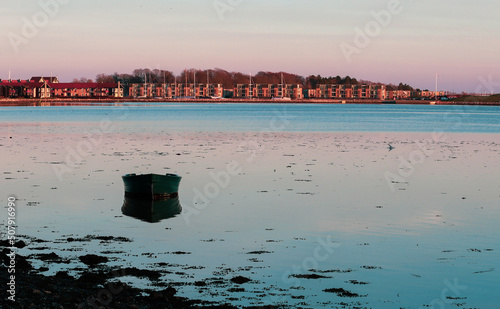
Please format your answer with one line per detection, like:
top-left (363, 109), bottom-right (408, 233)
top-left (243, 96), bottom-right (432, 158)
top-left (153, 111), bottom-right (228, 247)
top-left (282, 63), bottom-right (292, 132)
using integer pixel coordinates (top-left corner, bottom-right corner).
top-left (1, 118), bottom-right (499, 307)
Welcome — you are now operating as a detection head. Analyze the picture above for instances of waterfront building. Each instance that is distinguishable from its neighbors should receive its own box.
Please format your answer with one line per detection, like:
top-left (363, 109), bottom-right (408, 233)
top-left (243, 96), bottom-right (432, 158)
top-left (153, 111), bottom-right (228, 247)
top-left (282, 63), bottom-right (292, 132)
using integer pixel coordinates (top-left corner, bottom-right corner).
top-left (50, 82), bottom-right (123, 98)
top-left (0, 77), bottom-right (123, 99)
top-left (0, 79), bottom-right (51, 98)
top-left (231, 84), bottom-right (303, 99)
top-left (129, 83), bottom-right (223, 98)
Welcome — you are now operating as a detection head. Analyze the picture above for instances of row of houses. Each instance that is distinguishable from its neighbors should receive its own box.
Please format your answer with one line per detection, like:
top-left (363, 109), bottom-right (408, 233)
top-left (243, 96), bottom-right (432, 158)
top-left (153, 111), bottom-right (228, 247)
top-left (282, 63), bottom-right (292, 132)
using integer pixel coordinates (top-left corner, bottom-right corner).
top-left (128, 83), bottom-right (444, 100)
top-left (1, 76), bottom-right (446, 100)
top-left (0, 77), bottom-right (124, 98)
top-left (305, 84), bottom-right (443, 100)
top-left (306, 84), bottom-right (417, 100)
top-left (129, 83), bottom-right (224, 98)
top-left (128, 83), bottom-right (305, 99)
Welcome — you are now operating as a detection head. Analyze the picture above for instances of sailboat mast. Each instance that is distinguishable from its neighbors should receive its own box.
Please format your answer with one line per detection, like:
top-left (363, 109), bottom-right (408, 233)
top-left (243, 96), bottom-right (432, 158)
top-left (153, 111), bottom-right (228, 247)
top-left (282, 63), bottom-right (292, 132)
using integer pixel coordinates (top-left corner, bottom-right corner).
top-left (281, 73), bottom-right (283, 98)
top-left (435, 73), bottom-right (438, 100)
top-left (249, 72), bottom-right (252, 100)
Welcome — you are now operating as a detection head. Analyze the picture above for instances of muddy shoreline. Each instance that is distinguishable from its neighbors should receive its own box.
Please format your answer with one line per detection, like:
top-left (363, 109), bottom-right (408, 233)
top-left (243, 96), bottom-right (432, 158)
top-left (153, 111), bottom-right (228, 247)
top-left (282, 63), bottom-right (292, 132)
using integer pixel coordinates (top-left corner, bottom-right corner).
top-left (1, 239), bottom-right (275, 309)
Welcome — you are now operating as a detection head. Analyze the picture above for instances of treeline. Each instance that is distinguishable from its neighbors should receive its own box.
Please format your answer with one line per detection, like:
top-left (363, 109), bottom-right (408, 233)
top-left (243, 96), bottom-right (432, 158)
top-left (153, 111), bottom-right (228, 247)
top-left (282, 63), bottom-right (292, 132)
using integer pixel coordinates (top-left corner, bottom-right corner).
top-left (73, 68), bottom-right (416, 90)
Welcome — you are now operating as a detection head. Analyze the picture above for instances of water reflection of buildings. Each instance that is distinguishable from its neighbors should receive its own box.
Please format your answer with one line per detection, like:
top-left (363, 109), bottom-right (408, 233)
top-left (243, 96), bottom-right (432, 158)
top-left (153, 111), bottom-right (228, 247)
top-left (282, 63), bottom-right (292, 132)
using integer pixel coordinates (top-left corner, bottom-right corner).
top-left (121, 195), bottom-right (182, 223)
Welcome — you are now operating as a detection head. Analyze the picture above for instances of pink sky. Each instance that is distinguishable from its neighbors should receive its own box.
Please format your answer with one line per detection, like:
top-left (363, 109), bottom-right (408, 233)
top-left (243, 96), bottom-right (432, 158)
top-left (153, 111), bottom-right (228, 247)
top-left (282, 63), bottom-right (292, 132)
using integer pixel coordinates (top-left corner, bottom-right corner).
top-left (1, 0), bottom-right (499, 92)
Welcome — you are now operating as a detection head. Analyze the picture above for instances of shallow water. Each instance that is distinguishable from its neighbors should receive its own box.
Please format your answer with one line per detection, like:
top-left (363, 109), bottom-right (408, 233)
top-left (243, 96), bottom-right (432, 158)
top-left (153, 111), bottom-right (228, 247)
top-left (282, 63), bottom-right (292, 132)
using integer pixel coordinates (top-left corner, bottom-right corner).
top-left (0, 103), bottom-right (500, 133)
top-left (1, 104), bottom-right (499, 308)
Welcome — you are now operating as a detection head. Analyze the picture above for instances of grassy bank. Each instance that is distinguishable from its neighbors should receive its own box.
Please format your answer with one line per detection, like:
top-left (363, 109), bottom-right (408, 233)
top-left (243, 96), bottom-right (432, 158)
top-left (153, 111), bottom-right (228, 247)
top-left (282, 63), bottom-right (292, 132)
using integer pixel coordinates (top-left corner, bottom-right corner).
top-left (451, 94), bottom-right (500, 103)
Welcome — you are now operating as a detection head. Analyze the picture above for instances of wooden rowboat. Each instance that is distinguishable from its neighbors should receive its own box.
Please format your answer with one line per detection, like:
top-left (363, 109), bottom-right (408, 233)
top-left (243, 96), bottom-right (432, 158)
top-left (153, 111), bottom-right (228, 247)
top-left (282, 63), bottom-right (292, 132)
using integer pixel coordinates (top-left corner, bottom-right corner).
top-left (122, 173), bottom-right (181, 200)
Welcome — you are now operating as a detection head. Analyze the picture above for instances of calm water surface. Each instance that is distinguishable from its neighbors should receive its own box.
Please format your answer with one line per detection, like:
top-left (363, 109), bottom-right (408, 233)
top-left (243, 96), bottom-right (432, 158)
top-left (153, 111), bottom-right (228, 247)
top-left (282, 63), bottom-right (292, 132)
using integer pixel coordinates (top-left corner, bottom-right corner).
top-left (1, 103), bottom-right (499, 308)
top-left (1, 103), bottom-right (499, 133)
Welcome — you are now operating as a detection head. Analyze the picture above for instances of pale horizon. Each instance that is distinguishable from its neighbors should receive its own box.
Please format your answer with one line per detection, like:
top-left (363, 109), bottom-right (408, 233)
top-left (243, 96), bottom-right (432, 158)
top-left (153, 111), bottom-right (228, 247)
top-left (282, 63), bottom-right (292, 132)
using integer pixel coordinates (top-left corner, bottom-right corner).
top-left (1, 0), bottom-right (499, 93)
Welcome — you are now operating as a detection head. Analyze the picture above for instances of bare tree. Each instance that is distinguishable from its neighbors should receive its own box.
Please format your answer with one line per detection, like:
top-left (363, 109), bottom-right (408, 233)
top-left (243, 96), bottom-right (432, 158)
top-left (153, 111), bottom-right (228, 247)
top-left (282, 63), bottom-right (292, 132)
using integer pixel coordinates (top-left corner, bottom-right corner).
top-left (95, 74), bottom-right (115, 83)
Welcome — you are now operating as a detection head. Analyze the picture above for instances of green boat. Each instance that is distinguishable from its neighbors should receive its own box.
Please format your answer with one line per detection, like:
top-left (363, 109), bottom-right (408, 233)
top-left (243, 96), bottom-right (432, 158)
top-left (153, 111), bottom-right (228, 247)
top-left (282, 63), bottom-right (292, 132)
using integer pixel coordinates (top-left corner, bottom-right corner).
top-left (122, 173), bottom-right (182, 200)
top-left (122, 196), bottom-right (182, 223)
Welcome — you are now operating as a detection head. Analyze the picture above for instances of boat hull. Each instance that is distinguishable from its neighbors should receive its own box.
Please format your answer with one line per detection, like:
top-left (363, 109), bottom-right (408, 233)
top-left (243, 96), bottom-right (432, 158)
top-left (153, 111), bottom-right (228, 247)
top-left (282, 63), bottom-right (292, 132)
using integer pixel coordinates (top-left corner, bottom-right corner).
top-left (122, 173), bottom-right (181, 200)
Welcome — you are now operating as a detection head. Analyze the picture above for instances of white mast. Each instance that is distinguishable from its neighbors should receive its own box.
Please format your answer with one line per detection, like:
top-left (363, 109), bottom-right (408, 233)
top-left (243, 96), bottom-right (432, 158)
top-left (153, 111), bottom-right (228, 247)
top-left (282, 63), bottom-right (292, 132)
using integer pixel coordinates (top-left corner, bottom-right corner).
top-left (249, 72), bottom-right (252, 100)
top-left (281, 73), bottom-right (284, 98)
top-left (435, 73), bottom-right (438, 100)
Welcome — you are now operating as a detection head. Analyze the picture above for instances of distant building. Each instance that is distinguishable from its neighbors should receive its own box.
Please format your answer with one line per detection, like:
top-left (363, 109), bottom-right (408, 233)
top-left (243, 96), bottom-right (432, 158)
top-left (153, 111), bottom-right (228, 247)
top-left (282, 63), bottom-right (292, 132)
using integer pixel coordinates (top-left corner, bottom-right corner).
top-left (0, 79), bottom-right (51, 98)
top-left (232, 84), bottom-right (303, 99)
top-left (129, 83), bottom-right (223, 98)
top-left (51, 82), bottom-right (123, 98)
top-left (0, 77), bottom-right (123, 98)
top-left (308, 84), bottom-right (388, 100)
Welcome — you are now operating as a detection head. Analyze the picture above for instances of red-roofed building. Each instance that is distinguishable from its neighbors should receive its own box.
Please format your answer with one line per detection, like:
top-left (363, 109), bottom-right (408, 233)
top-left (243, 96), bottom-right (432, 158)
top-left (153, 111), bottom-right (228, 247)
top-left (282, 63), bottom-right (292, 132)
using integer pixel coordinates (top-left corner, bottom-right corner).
top-left (0, 79), bottom-right (51, 98)
top-left (0, 78), bottom-right (123, 98)
top-left (49, 82), bottom-right (123, 97)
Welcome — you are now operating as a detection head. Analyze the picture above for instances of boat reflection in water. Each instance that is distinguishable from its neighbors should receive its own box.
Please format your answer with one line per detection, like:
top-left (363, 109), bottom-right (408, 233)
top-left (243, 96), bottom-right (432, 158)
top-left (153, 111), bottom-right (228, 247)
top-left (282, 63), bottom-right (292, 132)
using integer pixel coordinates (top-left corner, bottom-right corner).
top-left (121, 173), bottom-right (182, 223)
top-left (121, 195), bottom-right (182, 223)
